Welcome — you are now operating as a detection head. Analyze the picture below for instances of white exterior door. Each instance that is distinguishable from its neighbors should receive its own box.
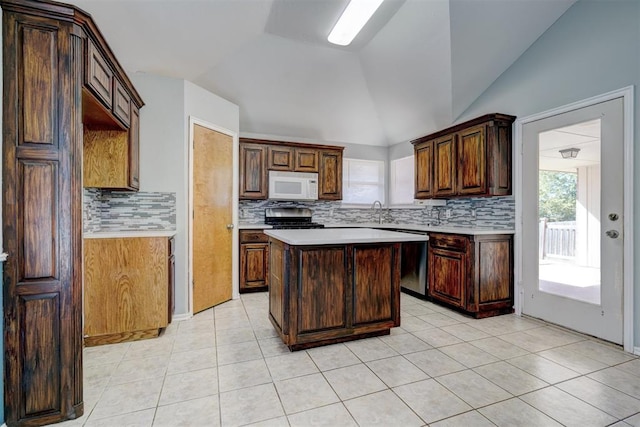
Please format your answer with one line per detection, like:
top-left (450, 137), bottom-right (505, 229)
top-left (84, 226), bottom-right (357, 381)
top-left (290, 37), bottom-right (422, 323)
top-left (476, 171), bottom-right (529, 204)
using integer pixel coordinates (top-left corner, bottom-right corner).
top-left (522, 97), bottom-right (624, 344)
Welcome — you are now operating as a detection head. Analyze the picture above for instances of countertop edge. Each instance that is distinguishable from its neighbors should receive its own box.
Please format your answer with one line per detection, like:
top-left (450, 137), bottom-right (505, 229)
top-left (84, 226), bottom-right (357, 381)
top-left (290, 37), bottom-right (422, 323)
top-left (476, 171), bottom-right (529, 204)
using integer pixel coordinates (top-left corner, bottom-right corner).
top-left (264, 228), bottom-right (429, 246)
top-left (240, 222), bottom-right (514, 235)
top-left (83, 230), bottom-right (177, 239)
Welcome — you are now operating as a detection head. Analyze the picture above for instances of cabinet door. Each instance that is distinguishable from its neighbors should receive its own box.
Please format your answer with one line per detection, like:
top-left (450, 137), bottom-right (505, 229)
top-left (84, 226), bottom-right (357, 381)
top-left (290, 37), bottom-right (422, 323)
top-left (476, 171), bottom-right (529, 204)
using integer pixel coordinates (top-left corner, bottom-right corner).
top-left (240, 143), bottom-right (268, 199)
top-left (428, 246), bottom-right (466, 309)
top-left (128, 104), bottom-right (140, 190)
top-left (433, 134), bottom-right (457, 197)
top-left (414, 140), bottom-right (434, 198)
top-left (318, 149), bottom-right (343, 200)
top-left (457, 125), bottom-right (486, 195)
top-left (113, 78), bottom-right (132, 127)
top-left (268, 146), bottom-right (294, 171)
top-left (86, 38), bottom-right (113, 109)
top-left (294, 148), bottom-right (319, 172)
top-left (240, 243), bottom-right (269, 291)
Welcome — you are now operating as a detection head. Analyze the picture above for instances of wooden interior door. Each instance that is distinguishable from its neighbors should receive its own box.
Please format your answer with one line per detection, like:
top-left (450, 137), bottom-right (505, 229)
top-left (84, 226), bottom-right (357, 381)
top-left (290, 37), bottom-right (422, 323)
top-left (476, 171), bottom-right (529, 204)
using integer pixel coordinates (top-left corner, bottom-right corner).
top-left (192, 124), bottom-right (233, 313)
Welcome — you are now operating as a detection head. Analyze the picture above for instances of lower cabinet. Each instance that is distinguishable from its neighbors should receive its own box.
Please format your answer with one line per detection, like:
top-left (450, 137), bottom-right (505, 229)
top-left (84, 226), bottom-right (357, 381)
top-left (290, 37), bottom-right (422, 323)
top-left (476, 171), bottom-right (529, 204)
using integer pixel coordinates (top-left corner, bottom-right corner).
top-left (83, 235), bottom-right (174, 345)
top-left (240, 230), bottom-right (269, 292)
top-left (428, 232), bottom-right (513, 318)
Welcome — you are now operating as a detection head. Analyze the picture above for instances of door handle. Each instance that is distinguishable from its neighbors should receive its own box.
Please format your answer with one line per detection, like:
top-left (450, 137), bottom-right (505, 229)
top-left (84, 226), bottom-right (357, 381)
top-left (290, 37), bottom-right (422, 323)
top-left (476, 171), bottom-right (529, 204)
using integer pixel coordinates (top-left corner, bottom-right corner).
top-left (605, 230), bottom-right (619, 239)
top-left (226, 224), bottom-right (234, 230)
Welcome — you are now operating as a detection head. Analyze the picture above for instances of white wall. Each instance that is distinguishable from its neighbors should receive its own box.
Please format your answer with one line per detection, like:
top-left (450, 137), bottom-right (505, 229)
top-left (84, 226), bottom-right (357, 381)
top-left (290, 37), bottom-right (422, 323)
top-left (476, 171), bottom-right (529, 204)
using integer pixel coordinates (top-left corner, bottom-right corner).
top-left (459, 0), bottom-right (640, 345)
top-left (130, 73), bottom-right (240, 316)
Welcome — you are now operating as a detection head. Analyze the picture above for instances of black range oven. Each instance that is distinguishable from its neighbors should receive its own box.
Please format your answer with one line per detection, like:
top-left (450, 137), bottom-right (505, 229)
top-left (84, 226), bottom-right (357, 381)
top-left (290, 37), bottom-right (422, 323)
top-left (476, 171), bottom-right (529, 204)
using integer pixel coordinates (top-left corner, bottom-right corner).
top-left (264, 207), bottom-right (325, 229)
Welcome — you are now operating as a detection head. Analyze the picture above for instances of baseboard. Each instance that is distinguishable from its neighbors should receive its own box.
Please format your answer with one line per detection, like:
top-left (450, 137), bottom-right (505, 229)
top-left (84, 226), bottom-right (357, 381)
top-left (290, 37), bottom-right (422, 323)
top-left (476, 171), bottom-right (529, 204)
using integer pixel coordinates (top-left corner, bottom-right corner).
top-left (171, 313), bottom-right (192, 322)
top-left (634, 346), bottom-right (640, 356)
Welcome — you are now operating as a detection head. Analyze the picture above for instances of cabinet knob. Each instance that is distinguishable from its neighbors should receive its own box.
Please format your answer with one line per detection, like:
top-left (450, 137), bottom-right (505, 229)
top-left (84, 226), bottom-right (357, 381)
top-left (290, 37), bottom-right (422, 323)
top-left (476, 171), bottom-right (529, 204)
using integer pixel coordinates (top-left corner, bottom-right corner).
top-left (226, 224), bottom-right (234, 230)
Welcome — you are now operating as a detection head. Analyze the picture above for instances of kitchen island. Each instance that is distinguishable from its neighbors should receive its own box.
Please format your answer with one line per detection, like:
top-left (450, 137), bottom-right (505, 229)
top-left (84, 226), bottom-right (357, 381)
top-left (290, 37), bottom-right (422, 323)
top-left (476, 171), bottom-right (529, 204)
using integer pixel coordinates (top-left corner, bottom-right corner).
top-left (264, 228), bottom-right (428, 350)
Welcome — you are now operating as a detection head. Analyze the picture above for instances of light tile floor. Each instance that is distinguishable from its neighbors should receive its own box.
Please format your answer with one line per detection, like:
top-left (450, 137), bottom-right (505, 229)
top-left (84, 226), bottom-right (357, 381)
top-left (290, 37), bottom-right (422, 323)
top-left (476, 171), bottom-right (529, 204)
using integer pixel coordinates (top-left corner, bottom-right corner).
top-left (60, 292), bottom-right (640, 427)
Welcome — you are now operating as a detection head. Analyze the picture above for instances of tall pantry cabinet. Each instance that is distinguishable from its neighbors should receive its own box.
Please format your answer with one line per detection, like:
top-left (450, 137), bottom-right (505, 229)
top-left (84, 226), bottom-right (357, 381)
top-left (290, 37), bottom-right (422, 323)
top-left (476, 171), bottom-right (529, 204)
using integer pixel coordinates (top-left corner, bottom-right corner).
top-left (1, 1), bottom-right (144, 425)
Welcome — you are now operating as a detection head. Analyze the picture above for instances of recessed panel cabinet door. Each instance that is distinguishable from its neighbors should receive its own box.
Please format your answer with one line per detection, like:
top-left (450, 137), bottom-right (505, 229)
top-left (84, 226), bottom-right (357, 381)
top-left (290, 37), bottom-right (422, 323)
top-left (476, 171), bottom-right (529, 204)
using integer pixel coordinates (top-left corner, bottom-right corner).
top-left (433, 134), bottom-right (457, 197)
top-left (457, 125), bottom-right (486, 195)
top-left (240, 143), bottom-right (268, 199)
top-left (318, 149), bottom-right (342, 200)
top-left (3, 10), bottom-right (84, 425)
top-left (414, 140), bottom-right (433, 198)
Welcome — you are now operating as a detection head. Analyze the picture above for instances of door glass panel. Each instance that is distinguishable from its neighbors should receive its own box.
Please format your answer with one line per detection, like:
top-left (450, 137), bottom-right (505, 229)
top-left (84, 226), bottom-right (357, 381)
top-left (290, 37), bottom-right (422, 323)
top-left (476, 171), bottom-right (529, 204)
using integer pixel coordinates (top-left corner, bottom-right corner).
top-left (538, 119), bottom-right (601, 305)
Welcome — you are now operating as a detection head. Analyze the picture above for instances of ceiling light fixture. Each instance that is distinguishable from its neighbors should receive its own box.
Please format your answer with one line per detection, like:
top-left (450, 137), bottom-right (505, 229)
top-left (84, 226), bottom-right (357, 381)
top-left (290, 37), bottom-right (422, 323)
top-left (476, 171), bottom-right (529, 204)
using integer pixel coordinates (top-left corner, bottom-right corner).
top-left (559, 147), bottom-right (580, 159)
top-left (328, 0), bottom-right (384, 46)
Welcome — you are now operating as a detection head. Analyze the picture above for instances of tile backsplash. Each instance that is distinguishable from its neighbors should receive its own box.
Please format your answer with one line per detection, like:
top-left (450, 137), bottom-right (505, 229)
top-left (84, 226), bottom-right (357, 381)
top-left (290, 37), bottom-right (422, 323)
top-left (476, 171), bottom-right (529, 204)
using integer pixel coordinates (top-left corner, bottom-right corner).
top-left (83, 189), bottom-right (176, 232)
top-left (239, 196), bottom-right (515, 229)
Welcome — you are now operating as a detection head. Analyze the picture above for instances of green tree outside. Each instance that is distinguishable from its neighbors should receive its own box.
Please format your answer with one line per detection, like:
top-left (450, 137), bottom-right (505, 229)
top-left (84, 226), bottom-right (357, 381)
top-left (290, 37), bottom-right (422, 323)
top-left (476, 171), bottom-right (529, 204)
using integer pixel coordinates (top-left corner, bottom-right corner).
top-left (539, 170), bottom-right (577, 222)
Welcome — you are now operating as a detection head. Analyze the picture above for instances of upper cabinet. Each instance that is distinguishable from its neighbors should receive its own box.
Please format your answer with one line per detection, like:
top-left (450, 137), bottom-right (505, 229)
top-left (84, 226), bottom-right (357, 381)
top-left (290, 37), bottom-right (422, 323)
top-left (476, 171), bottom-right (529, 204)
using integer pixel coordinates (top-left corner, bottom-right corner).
top-left (412, 113), bottom-right (516, 199)
top-left (318, 149), bottom-right (343, 200)
top-left (267, 146), bottom-right (319, 172)
top-left (83, 35), bottom-right (144, 191)
top-left (240, 143), bottom-right (268, 199)
top-left (240, 138), bottom-right (344, 200)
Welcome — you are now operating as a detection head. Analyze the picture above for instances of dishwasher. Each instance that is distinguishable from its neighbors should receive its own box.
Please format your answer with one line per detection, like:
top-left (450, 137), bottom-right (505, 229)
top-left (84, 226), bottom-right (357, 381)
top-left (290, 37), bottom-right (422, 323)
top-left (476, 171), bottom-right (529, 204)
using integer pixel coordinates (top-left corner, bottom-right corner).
top-left (391, 229), bottom-right (428, 299)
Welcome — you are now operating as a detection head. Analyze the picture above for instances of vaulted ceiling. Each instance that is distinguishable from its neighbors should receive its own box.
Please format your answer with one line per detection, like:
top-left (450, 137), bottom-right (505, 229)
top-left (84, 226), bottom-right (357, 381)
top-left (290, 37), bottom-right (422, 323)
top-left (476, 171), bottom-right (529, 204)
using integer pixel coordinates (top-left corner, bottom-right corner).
top-left (68, 0), bottom-right (576, 146)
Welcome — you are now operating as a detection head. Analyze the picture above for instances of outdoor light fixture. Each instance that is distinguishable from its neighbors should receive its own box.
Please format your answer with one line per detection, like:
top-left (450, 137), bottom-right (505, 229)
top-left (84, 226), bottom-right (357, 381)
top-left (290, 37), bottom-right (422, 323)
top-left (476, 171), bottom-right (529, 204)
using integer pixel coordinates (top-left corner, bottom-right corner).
top-left (559, 147), bottom-right (580, 159)
top-left (328, 0), bottom-right (384, 46)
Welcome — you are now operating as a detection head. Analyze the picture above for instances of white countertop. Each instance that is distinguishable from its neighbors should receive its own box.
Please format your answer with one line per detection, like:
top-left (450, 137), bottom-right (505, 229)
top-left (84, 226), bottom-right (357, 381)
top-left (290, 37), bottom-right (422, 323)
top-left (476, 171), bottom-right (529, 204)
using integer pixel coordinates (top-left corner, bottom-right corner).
top-left (323, 223), bottom-right (515, 235)
top-left (264, 228), bottom-right (429, 246)
top-left (83, 230), bottom-right (176, 239)
top-left (240, 222), bottom-right (514, 235)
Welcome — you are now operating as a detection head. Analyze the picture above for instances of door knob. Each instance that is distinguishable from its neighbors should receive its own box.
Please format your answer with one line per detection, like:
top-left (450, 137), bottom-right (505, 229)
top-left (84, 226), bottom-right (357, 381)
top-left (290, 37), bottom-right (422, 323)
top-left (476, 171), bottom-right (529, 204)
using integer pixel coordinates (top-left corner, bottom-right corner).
top-left (605, 230), bottom-right (619, 239)
top-left (226, 224), bottom-right (234, 230)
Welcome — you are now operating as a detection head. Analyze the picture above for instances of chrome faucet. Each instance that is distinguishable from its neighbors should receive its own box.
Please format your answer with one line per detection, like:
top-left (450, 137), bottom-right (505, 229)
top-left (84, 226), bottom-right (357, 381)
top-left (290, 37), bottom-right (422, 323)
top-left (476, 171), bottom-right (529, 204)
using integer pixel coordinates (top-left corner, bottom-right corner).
top-left (371, 200), bottom-right (383, 224)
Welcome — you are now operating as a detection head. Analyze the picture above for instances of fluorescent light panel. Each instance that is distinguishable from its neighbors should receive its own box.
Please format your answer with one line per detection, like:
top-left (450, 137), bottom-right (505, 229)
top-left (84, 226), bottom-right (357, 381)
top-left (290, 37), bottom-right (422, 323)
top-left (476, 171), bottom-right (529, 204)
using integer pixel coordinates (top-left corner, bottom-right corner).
top-left (328, 0), bottom-right (384, 46)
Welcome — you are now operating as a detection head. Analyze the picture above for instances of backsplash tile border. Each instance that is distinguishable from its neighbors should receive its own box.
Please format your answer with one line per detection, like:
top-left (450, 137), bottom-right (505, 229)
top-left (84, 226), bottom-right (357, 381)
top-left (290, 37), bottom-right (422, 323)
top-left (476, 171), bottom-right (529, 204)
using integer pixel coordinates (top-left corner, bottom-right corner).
top-left (239, 196), bottom-right (515, 229)
top-left (83, 189), bottom-right (177, 232)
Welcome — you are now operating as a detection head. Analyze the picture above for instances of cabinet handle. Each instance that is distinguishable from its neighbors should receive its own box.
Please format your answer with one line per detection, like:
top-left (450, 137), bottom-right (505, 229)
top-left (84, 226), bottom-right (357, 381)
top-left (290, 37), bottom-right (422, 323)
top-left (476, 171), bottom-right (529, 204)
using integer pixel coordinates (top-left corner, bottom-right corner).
top-left (226, 224), bottom-right (234, 230)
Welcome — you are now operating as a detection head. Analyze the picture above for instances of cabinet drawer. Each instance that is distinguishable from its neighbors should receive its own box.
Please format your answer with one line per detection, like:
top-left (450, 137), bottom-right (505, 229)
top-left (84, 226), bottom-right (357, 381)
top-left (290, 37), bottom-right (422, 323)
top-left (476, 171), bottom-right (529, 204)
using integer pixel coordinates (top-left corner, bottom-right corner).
top-left (113, 78), bottom-right (132, 127)
top-left (429, 233), bottom-right (468, 251)
top-left (86, 39), bottom-right (113, 109)
top-left (240, 230), bottom-right (268, 243)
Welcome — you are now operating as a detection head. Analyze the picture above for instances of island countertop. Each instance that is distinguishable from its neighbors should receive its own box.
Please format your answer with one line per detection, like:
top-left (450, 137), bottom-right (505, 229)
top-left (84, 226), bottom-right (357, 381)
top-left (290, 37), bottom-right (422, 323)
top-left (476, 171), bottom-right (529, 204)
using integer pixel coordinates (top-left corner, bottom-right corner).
top-left (264, 227), bottom-right (429, 246)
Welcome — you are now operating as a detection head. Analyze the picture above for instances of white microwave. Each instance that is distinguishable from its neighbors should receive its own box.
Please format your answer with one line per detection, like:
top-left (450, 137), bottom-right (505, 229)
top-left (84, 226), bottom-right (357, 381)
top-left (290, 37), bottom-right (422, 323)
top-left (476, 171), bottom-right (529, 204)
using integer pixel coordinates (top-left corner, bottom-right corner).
top-left (268, 171), bottom-right (319, 201)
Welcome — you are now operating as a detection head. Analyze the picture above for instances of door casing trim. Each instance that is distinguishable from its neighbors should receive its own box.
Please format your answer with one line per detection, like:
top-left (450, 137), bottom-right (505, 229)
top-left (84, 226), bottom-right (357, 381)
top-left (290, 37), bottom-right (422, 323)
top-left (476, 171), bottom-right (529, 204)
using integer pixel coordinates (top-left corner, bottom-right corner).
top-left (188, 116), bottom-right (239, 318)
top-left (513, 86), bottom-right (635, 353)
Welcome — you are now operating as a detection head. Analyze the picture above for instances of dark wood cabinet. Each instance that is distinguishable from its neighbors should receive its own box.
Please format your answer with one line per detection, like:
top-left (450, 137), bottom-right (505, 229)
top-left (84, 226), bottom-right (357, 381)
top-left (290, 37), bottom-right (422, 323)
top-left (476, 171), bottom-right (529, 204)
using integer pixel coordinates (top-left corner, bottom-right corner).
top-left (129, 104), bottom-right (141, 189)
top-left (433, 134), bottom-right (457, 197)
top-left (240, 230), bottom-right (269, 292)
top-left (318, 149), bottom-right (343, 200)
top-left (240, 138), bottom-right (344, 200)
top-left (113, 78), bottom-right (132, 127)
top-left (240, 143), bottom-right (268, 199)
top-left (268, 146), bottom-right (294, 171)
top-left (267, 146), bottom-right (318, 172)
top-left (86, 38), bottom-right (114, 109)
top-left (2, 1), bottom-right (144, 424)
top-left (414, 139), bottom-right (433, 198)
top-left (428, 232), bottom-right (513, 318)
top-left (269, 237), bottom-right (400, 350)
top-left (294, 148), bottom-right (319, 172)
top-left (412, 113), bottom-right (515, 199)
